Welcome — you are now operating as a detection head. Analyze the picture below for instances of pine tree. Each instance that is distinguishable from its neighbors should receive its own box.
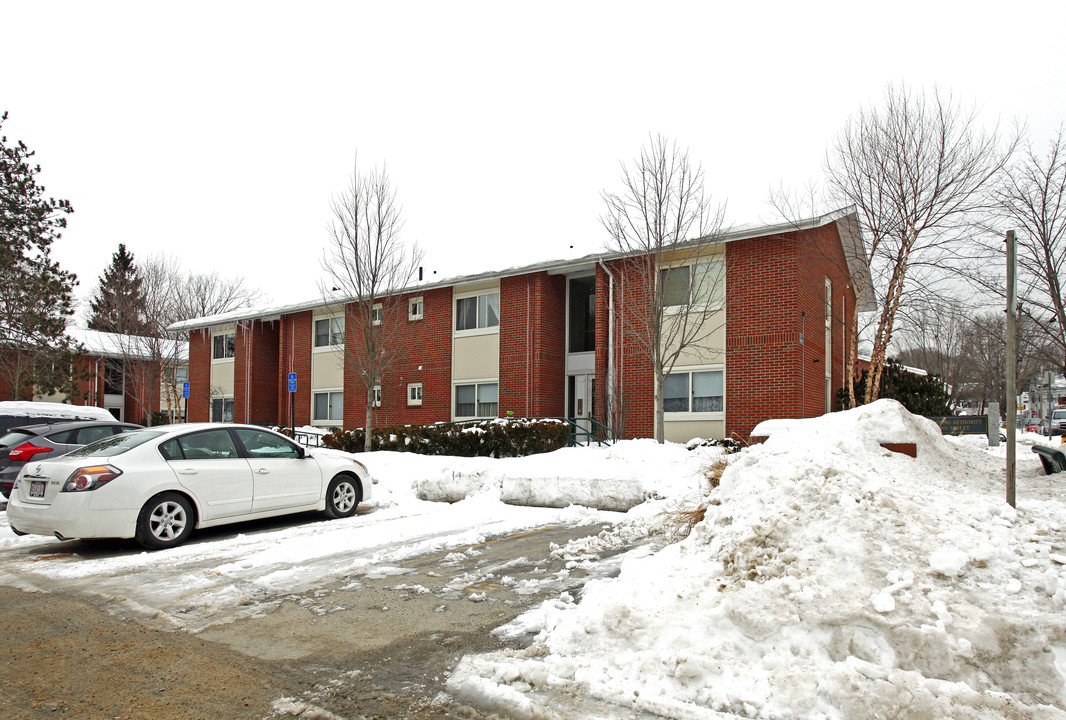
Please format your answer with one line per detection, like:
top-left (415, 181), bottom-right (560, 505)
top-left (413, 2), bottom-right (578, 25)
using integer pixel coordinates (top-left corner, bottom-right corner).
top-left (837, 359), bottom-right (954, 416)
top-left (0, 111), bottom-right (79, 399)
top-left (87, 243), bottom-right (149, 335)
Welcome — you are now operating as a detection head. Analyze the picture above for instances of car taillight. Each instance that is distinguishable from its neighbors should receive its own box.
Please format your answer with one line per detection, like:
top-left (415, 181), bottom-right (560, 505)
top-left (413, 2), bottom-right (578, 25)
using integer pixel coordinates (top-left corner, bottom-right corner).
top-left (62, 465), bottom-right (122, 493)
top-left (8, 443), bottom-right (53, 462)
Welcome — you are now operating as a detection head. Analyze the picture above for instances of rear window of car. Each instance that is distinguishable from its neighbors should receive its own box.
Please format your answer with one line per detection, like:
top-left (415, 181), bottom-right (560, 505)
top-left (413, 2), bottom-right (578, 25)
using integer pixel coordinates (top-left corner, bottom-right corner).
top-left (65, 430), bottom-right (165, 458)
top-left (0, 430), bottom-right (34, 448)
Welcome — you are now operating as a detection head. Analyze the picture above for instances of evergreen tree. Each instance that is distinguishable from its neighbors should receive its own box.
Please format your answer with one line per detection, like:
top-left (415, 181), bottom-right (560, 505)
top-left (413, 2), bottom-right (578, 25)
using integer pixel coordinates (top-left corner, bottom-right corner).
top-left (87, 243), bottom-right (149, 335)
top-left (0, 111), bottom-right (79, 399)
top-left (837, 359), bottom-right (954, 416)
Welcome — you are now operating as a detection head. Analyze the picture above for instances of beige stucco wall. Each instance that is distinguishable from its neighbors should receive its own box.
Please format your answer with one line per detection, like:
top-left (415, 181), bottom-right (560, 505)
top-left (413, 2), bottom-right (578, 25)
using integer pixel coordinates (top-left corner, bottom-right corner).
top-left (311, 349), bottom-right (344, 389)
top-left (453, 333), bottom-right (500, 380)
top-left (664, 419), bottom-right (726, 443)
top-left (663, 308), bottom-right (726, 366)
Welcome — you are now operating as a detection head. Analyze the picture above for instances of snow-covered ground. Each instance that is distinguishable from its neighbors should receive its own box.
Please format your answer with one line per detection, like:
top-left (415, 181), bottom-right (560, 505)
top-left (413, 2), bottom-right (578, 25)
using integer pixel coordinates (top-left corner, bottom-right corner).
top-left (450, 401), bottom-right (1066, 719)
top-left (0, 440), bottom-right (717, 631)
top-left (1, 402), bottom-right (1062, 719)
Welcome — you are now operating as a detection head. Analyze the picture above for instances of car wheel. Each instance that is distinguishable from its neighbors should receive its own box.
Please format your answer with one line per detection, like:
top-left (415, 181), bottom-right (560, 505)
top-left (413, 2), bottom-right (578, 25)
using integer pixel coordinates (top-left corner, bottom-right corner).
top-left (324, 474), bottom-right (361, 519)
top-left (136, 492), bottom-right (194, 550)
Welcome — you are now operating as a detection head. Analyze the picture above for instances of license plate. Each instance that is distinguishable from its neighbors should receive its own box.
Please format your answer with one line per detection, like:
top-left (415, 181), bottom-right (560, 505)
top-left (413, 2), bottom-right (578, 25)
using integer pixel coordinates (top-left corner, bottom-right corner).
top-left (29, 481), bottom-right (46, 498)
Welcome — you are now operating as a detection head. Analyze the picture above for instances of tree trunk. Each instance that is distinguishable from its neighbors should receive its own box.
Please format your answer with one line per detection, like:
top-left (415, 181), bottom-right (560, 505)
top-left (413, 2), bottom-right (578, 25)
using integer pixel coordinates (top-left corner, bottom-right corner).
top-left (364, 386), bottom-right (374, 453)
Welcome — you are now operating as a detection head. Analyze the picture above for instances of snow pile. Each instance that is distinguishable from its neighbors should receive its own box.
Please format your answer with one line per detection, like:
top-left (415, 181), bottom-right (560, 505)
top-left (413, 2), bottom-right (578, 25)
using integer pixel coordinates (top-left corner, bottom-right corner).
top-left (0, 401), bottom-right (114, 421)
top-left (451, 400), bottom-right (1066, 719)
top-left (410, 440), bottom-right (719, 511)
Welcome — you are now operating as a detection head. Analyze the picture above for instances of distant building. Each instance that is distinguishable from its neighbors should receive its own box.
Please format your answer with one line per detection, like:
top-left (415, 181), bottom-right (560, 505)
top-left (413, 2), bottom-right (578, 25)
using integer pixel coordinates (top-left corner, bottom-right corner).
top-left (30, 328), bottom-right (188, 423)
top-left (171, 208), bottom-right (872, 442)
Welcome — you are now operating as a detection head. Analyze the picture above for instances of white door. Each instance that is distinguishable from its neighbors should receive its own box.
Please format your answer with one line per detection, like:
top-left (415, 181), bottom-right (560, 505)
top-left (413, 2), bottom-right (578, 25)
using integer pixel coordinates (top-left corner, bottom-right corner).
top-left (233, 428), bottom-right (322, 512)
top-left (166, 429), bottom-right (253, 521)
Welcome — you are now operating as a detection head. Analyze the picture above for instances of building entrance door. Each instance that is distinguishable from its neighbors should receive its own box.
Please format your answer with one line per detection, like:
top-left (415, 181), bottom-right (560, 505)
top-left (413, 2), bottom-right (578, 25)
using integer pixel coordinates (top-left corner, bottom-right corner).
top-left (567, 373), bottom-right (595, 442)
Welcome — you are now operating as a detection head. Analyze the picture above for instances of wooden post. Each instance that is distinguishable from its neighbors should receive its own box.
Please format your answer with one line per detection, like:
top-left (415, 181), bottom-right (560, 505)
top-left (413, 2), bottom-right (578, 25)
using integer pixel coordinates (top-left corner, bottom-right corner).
top-left (1006, 230), bottom-right (1017, 508)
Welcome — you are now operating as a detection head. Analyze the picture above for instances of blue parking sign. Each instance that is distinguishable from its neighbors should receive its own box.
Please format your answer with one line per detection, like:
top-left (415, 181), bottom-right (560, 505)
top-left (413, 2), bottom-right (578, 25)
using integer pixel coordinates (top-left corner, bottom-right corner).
top-left (182, 382), bottom-right (190, 399)
top-left (288, 372), bottom-right (297, 392)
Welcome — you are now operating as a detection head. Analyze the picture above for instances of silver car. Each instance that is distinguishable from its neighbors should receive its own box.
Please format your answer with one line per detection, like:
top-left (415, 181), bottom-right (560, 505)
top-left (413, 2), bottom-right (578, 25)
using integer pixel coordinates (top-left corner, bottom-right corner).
top-left (8, 424), bottom-right (373, 550)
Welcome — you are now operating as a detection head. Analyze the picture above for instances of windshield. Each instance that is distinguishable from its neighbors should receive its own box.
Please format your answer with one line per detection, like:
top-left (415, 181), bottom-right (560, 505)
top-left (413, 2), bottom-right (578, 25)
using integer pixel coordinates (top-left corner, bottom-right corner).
top-left (1054, 411), bottom-right (1066, 420)
top-left (65, 429), bottom-right (165, 458)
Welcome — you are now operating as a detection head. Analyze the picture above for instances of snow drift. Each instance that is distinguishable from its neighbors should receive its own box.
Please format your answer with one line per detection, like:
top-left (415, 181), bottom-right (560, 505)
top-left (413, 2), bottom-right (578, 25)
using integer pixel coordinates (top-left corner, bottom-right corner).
top-left (450, 400), bottom-right (1066, 719)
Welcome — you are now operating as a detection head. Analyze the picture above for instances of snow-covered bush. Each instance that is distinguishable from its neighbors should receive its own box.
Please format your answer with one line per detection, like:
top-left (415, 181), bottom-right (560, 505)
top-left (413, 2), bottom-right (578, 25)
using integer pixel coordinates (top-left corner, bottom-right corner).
top-left (322, 417), bottom-right (569, 457)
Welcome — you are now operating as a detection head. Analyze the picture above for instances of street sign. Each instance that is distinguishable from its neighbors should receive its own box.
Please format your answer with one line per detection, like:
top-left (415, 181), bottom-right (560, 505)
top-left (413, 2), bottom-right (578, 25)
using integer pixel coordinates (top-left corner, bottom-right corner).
top-left (288, 372), bottom-right (297, 393)
top-left (182, 382), bottom-right (190, 399)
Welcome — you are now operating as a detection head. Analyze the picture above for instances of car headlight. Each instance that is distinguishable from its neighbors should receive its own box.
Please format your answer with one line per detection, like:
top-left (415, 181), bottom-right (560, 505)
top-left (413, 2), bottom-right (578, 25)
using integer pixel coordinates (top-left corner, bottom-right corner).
top-left (63, 465), bottom-right (123, 493)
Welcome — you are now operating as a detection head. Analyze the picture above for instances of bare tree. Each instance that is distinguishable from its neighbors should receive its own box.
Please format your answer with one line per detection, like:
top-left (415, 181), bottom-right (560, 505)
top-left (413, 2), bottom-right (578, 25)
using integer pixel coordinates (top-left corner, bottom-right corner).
top-left (136, 254), bottom-right (262, 423)
top-left (825, 84), bottom-right (1016, 404)
top-left (321, 159), bottom-right (423, 452)
top-left (894, 295), bottom-right (971, 406)
top-left (996, 127), bottom-right (1066, 371)
top-left (601, 135), bottom-right (726, 443)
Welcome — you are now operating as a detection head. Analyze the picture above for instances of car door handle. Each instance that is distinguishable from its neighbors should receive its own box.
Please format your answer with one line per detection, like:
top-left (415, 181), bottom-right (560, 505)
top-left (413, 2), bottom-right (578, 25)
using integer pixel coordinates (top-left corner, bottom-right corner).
top-left (255, 468), bottom-right (270, 474)
top-left (179, 469), bottom-right (198, 476)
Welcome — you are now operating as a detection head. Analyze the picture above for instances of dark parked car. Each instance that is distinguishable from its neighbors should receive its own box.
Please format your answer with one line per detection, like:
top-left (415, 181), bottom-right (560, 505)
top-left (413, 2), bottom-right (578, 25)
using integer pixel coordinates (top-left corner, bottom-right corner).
top-left (0, 420), bottom-right (141, 498)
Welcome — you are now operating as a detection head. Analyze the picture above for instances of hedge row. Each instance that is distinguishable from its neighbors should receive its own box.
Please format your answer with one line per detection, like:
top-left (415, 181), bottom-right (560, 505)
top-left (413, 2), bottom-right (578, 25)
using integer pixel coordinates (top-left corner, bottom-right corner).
top-left (321, 418), bottom-right (571, 458)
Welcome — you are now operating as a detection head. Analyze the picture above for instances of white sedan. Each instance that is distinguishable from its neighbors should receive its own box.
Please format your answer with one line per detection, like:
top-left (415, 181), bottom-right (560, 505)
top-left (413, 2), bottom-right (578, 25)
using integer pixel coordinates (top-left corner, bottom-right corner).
top-left (7, 424), bottom-right (373, 550)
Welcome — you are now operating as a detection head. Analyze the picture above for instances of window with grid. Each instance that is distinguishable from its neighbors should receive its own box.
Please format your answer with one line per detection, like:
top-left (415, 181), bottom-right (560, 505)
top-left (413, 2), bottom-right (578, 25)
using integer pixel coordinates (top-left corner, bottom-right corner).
top-left (455, 292), bottom-right (500, 331)
top-left (314, 317), bottom-right (344, 347)
top-left (663, 370), bottom-right (723, 413)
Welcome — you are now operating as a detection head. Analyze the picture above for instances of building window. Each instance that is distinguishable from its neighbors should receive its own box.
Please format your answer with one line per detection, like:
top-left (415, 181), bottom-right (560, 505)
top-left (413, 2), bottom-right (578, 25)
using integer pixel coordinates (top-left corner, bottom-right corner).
top-left (314, 317), bottom-right (344, 347)
top-left (371, 304), bottom-right (383, 326)
top-left (212, 332), bottom-right (235, 360)
top-left (409, 297), bottom-right (424, 321)
top-left (408, 383), bottom-right (423, 406)
top-left (211, 397), bottom-right (235, 422)
top-left (373, 383), bottom-right (382, 407)
top-left (163, 366), bottom-right (189, 385)
top-left (313, 391), bottom-right (344, 422)
top-left (455, 382), bottom-right (498, 418)
top-left (455, 292), bottom-right (500, 331)
top-left (103, 358), bottom-right (124, 395)
top-left (663, 370), bottom-right (723, 413)
top-left (568, 276), bottom-right (595, 353)
top-left (660, 260), bottom-right (724, 308)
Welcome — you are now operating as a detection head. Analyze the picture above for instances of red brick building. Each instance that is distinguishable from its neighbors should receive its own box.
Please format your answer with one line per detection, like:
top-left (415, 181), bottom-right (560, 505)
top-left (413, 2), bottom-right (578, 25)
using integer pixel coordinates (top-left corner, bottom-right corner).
top-left (1, 328), bottom-right (189, 424)
top-left (173, 209), bottom-right (871, 442)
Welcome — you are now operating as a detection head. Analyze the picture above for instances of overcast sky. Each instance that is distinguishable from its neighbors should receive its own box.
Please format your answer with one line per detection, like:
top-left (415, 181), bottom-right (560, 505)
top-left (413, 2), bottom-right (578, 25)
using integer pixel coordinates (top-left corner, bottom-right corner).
top-left (5, 1), bottom-right (1064, 318)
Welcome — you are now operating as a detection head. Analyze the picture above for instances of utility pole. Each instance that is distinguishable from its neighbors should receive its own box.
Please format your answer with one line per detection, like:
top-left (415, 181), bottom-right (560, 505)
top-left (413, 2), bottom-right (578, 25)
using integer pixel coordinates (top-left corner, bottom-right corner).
top-left (1006, 230), bottom-right (1017, 508)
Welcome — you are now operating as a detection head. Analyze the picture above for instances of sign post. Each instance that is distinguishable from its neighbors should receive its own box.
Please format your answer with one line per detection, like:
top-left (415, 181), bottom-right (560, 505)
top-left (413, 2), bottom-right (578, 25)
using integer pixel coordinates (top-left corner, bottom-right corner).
top-left (1006, 230), bottom-right (1017, 508)
top-left (182, 382), bottom-right (190, 424)
top-left (288, 372), bottom-right (297, 437)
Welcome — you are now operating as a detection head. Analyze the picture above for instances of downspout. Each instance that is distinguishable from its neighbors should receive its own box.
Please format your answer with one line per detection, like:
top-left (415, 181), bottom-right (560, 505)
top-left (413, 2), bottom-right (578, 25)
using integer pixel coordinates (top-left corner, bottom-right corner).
top-left (598, 261), bottom-right (615, 431)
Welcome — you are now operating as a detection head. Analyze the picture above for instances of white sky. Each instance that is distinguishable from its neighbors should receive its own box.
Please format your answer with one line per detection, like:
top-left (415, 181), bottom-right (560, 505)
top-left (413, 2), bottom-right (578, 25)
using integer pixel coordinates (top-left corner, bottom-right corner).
top-left (5, 1), bottom-right (1064, 315)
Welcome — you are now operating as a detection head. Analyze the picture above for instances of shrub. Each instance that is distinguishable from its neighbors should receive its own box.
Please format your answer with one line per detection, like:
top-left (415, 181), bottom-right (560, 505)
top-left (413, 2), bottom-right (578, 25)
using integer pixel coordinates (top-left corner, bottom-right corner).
top-left (322, 417), bottom-right (570, 457)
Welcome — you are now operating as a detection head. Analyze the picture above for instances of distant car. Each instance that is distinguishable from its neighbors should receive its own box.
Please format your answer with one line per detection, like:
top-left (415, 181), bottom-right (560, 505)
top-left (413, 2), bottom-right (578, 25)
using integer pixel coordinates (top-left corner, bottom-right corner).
top-left (7, 423), bottom-right (372, 550)
top-left (1051, 409), bottom-right (1066, 437)
top-left (0, 401), bottom-right (117, 436)
top-left (0, 420), bottom-right (141, 498)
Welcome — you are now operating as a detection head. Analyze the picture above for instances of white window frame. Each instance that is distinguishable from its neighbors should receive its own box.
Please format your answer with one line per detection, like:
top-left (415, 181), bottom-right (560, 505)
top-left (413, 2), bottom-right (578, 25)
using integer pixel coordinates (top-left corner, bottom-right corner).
top-left (663, 366), bottom-right (725, 419)
top-left (407, 382), bottom-right (423, 406)
top-left (313, 316), bottom-right (344, 350)
top-left (660, 259), bottom-right (725, 314)
top-left (211, 396), bottom-right (235, 422)
top-left (373, 383), bottom-right (382, 408)
top-left (453, 380), bottom-right (499, 419)
top-left (453, 290), bottom-right (501, 336)
top-left (212, 332), bottom-right (235, 361)
top-left (371, 303), bottom-right (383, 326)
top-left (409, 297), bottom-right (424, 321)
top-left (312, 389), bottom-right (344, 425)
